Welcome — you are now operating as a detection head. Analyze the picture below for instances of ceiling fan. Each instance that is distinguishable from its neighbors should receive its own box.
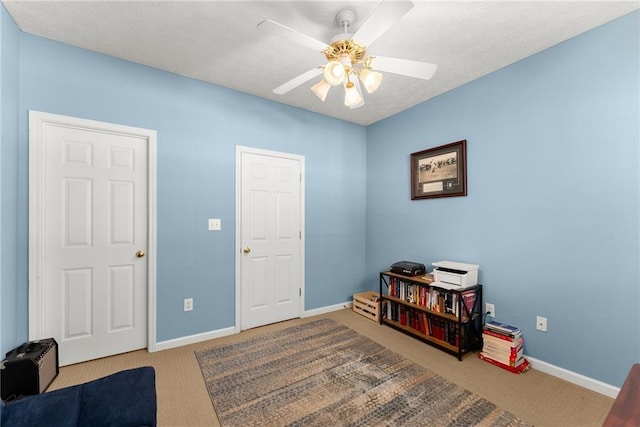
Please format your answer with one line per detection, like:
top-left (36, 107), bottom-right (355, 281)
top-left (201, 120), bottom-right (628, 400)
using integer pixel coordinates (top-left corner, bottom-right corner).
top-left (257, 0), bottom-right (437, 109)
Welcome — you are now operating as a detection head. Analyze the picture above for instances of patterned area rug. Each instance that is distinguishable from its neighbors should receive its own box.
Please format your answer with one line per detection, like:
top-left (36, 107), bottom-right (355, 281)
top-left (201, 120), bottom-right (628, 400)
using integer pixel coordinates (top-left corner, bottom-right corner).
top-left (195, 318), bottom-right (530, 427)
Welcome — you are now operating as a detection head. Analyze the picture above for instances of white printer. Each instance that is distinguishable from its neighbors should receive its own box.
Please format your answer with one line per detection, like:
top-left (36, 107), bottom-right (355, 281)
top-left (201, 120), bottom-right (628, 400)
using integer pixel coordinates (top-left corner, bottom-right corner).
top-left (432, 260), bottom-right (479, 289)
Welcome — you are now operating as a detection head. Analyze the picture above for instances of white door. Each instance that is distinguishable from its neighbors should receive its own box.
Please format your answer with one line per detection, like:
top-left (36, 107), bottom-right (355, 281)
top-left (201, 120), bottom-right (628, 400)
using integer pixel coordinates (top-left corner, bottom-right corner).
top-left (237, 147), bottom-right (304, 330)
top-left (29, 111), bottom-right (156, 366)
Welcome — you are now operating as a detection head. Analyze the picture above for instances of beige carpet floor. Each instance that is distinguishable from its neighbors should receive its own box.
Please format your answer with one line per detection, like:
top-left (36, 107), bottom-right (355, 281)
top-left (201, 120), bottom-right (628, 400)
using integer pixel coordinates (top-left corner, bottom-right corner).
top-left (49, 308), bottom-right (614, 426)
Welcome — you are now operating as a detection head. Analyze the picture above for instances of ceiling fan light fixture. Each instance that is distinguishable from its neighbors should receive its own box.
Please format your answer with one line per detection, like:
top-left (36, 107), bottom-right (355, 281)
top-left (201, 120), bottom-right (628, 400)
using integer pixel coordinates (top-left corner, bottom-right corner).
top-left (323, 61), bottom-right (345, 86)
top-left (260, 3), bottom-right (437, 111)
top-left (311, 78), bottom-right (330, 102)
top-left (359, 68), bottom-right (383, 94)
top-left (344, 77), bottom-right (363, 108)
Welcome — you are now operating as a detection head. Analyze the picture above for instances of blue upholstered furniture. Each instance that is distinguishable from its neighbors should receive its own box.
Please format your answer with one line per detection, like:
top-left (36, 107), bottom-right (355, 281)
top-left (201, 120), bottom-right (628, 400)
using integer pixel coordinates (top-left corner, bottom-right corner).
top-left (0, 366), bottom-right (157, 427)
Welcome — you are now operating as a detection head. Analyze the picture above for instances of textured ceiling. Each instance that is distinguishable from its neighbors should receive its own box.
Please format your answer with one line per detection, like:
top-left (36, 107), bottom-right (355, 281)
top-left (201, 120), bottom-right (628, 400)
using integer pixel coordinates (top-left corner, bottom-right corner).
top-left (3, 1), bottom-right (638, 125)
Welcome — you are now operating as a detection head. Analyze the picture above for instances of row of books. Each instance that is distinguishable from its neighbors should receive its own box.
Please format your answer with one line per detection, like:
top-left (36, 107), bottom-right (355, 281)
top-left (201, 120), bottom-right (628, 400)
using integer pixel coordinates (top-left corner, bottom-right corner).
top-left (386, 302), bottom-right (468, 347)
top-left (386, 277), bottom-right (478, 319)
top-left (479, 321), bottom-right (529, 373)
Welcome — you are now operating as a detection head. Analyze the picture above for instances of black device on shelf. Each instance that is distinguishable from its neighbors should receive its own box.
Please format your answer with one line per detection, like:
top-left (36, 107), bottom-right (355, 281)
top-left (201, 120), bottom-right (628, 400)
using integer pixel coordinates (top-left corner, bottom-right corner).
top-left (379, 271), bottom-right (483, 360)
top-left (1, 338), bottom-right (59, 401)
top-left (390, 261), bottom-right (426, 277)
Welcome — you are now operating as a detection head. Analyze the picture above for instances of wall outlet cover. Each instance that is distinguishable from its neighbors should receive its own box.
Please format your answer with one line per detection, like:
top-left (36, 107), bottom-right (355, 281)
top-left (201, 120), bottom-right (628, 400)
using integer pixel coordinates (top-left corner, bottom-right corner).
top-left (485, 303), bottom-right (495, 318)
top-left (536, 315), bottom-right (547, 332)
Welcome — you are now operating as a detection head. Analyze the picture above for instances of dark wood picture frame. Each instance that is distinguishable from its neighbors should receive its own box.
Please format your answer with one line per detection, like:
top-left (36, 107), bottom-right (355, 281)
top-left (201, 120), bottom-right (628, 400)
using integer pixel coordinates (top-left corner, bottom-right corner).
top-left (411, 140), bottom-right (467, 200)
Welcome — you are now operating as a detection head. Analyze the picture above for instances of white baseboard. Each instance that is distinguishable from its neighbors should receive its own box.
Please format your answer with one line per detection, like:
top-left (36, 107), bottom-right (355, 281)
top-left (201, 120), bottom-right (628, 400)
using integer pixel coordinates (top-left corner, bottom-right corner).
top-left (302, 300), bottom-right (352, 318)
top-left (526, 356), bottom-right (620, 398)
top-left (151, 300), bottom-right (353, 352)
top-left (153, 325), bottom-right (239, 352)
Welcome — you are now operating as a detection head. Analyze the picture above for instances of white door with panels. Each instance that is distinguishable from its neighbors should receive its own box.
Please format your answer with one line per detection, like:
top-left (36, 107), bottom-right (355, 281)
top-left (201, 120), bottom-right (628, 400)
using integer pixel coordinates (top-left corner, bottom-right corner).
top-left (29, 111), bottom-right (156, 366)
top-left (237, 147), bottom-right (304, 330)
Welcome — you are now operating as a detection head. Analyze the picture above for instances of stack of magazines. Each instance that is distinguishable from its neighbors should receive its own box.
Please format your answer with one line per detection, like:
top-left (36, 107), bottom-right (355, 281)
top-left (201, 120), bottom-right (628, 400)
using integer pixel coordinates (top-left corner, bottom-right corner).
top-left (479, 320), bottom-right (530, 373)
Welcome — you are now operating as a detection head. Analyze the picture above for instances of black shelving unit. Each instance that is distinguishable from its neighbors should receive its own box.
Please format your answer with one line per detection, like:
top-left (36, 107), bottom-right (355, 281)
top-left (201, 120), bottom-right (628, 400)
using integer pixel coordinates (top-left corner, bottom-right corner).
top-left (379, 271), bottom-right (483, 360)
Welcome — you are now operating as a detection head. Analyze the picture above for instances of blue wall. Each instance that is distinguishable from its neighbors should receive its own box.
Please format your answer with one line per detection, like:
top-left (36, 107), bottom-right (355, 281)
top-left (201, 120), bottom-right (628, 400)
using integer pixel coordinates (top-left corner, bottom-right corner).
top-left (0, 6), bottom-right (20, 354)
top-left (366, 11), bottom-right (639, 387)
top-left (2, 5), bottom-right (367, 344)
top-left (1, 4), bottom-right (638, 389)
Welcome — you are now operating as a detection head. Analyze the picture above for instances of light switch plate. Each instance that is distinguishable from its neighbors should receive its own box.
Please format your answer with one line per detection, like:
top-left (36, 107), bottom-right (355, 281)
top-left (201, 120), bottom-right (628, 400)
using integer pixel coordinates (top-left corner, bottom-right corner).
top-left (208, 218), bottom-right (221, 231)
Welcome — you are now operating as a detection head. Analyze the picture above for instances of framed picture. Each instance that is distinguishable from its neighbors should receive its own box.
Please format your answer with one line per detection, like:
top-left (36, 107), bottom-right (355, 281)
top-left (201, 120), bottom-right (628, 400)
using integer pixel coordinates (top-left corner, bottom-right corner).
top-left (411, 140), bottom-right (467, 200)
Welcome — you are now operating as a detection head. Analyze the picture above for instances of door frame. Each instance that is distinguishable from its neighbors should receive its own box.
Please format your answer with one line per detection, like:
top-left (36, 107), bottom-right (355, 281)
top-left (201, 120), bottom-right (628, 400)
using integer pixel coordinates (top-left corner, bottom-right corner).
top-left (28, 110), bottom-right (158, 352)
top-left (235, 145), bottom-right (305, 329)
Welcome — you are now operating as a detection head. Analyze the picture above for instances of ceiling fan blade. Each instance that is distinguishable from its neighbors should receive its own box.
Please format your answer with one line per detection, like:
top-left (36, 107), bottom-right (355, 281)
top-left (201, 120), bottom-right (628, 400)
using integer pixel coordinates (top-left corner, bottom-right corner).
top-left (273, 67), bottom-right (323, 95)
top-left (370, 56), bottom-right (438, 80)
top-left (257, 19), bottom-right (330, 52)
top-left (352, 1), bottom-right (414, 47)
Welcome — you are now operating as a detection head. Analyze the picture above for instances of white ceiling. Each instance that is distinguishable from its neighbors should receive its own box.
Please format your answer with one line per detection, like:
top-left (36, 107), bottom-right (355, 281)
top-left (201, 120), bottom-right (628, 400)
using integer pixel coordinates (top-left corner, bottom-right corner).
top-left (3, 1), bottom-right (638, 125)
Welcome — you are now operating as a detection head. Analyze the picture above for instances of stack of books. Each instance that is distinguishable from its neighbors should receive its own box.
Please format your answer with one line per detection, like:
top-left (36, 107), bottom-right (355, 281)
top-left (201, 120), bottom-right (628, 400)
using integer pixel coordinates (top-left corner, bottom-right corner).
top-left (479, 320), bottom-right (530, 373)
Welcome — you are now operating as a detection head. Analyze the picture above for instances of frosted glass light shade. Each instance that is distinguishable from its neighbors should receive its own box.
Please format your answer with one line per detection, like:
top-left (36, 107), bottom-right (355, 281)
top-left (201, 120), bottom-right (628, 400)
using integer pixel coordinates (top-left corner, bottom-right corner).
top-left (359, 68), bottom-right (383, 94)
top-left (311, 79), bottom-right (330, 102)
top-left (344, 83), bottom-right (363, 108)
top-left (324, 61), bottom-right (346, 86)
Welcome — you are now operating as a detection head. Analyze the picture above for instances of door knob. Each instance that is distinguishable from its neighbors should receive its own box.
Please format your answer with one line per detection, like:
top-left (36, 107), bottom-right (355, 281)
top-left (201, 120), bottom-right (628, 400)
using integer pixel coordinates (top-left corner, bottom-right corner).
top-left (136, 250), bottom-right (145, 258)
top-left (243, 247), bottom-right (251, 254)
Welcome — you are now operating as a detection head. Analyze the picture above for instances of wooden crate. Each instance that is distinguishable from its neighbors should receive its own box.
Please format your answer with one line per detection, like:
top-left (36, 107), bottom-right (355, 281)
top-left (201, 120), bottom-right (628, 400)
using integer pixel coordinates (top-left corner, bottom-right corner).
top-left (353, 291), bottom-right (381, 322)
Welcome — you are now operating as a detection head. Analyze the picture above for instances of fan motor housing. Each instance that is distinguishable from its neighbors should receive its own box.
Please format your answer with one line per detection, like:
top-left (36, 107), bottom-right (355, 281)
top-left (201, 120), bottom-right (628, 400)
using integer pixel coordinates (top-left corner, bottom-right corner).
top-left (324, 40), bottom-right (366, 65)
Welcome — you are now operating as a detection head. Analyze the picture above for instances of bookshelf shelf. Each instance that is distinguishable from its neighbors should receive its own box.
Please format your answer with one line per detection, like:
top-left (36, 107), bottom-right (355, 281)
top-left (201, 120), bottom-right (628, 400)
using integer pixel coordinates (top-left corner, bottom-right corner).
top-left (379, 271), bottom-right (483, 361)
top-left (382, 295), bottom-right (462, 322)
top-left (382, 319), bottom-right (460, 353)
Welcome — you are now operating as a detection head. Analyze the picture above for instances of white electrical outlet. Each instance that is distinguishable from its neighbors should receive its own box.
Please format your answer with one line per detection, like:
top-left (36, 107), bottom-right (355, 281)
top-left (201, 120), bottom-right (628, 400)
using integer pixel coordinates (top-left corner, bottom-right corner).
top-left (208, 218), bottom-right (221, 231)
top-left (536, 315), bottom-right (547, 332)
top-left (184, 298), bottom-right (193, 312)
top-left (485, 303), bottom-right (495, 318)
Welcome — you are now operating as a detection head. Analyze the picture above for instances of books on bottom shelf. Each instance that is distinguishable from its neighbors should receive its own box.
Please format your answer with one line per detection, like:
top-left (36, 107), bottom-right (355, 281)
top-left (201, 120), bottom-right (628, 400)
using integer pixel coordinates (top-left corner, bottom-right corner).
top-left (385, 302), bottom-right (460, 347)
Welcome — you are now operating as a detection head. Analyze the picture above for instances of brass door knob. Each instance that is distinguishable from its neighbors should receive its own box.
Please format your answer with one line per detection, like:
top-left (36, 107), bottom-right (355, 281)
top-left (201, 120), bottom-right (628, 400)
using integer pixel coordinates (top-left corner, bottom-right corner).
top-left (136, 250), bottom-right (145, 258)
top-left (243, 247), bottom-right (251, 254)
